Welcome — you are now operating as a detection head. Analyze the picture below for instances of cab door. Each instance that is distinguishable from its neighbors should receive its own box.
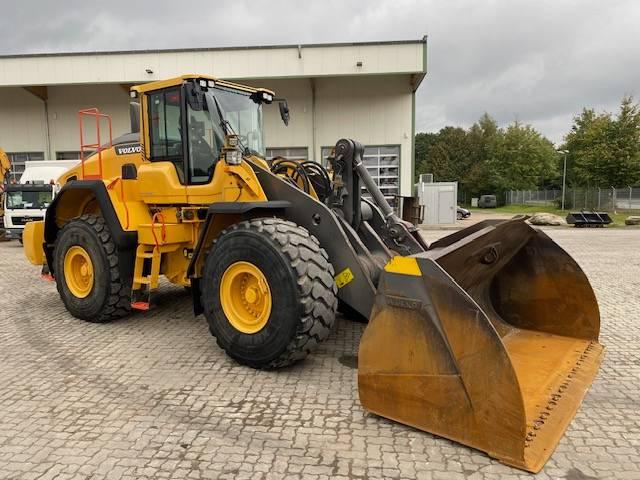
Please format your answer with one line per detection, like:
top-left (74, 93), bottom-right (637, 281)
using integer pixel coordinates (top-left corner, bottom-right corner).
top-left (138, 87), bottom-right (188, 204)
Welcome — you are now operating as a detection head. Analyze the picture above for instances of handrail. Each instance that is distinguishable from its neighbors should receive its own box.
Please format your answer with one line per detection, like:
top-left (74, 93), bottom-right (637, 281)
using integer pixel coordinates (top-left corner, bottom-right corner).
top-left (78, 108), bottom-right (113, 180)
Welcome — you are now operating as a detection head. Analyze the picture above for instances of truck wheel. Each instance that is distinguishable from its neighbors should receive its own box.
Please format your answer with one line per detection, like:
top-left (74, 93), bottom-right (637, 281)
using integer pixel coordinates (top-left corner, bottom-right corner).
top-left (54, 214), bottom-right (131, 323)
top-left (201, 218), bottom-right (337, 369)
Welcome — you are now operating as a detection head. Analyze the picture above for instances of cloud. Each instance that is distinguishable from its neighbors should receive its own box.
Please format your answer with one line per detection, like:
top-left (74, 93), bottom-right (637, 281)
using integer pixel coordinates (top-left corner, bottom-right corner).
top-left (1, 0), bottom-right (638, 143)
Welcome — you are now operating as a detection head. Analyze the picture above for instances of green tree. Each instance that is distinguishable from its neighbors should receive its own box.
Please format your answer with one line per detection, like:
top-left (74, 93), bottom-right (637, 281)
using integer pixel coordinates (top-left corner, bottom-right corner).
top-left (488, 121), bottom-right (559, 192)
top-left (463, 113), bottom-right (500, 197)
top-left (422, 126), bottom-right (471, 183)
top-left (563, 96), bottom-right (640, 187)
top-left (414, 132), bottom-right (438, 180)
top-left (414, 113), bottom-right (557, 201)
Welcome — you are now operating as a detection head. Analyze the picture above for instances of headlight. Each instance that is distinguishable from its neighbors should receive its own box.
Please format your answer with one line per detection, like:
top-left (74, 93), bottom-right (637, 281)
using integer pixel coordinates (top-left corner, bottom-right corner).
top-left (262, 92), bottom-right (273, 103)
top-left (224, 149), bottom-right (242, 165)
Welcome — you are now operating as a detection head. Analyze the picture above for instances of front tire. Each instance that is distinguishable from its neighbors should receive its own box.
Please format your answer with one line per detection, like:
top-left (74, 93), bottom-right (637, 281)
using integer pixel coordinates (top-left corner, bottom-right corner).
top-left (54, 214), bottom-right (131, 323)
top-left (201, 218), bottom-right (337, 368)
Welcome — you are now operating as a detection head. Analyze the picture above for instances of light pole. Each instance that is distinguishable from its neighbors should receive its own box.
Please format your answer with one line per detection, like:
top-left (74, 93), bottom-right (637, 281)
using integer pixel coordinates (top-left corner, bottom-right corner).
top-left (557, 149), bottom-right (569, 210)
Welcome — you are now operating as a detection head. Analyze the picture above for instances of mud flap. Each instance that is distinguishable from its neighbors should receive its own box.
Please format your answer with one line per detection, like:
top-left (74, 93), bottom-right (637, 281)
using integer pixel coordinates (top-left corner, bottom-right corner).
top-left (358, 218), bottom-right (604, 472)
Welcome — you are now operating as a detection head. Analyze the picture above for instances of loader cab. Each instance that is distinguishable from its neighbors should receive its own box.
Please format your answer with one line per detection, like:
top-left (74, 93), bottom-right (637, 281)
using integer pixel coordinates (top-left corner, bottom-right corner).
top-left (137, 76), bottom-right (270, 186)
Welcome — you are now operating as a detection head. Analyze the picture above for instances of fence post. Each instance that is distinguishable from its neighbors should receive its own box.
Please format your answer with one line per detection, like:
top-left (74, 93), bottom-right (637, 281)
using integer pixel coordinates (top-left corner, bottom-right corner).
top-left (612, 186), bottom-right (616, 213)
top-left (573, 189), bottom-right (576, 210)
top-left (630, 186), bottom-right (633, 210)
top-left (597, 187), bottom-right (601, 209)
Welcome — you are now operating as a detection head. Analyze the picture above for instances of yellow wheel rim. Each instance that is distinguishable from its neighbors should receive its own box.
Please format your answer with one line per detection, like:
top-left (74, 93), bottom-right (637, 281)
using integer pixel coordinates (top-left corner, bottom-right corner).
top-left (63, 246), bottom-right (94, 298)
top-left (220, 261), bottom-right (272, 334)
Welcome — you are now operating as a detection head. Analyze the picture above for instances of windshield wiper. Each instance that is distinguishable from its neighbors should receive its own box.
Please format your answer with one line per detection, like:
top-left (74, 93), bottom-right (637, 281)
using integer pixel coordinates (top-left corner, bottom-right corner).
top-left (205, 93), bottom-right (251, 156)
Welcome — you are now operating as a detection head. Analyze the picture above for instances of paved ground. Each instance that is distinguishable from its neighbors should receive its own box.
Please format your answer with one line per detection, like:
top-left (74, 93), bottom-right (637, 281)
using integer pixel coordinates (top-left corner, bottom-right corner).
top-left (0, 228), bottom-right (639, 480)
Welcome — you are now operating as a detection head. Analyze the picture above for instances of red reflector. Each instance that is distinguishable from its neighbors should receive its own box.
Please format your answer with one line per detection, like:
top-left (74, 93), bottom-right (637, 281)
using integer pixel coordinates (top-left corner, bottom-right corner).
top-left (166, 92), bottom-right (180, 104)
top-left (131, 302), bottom-right (150, 311)
top-left (40, 273), bottom-right (55, 282)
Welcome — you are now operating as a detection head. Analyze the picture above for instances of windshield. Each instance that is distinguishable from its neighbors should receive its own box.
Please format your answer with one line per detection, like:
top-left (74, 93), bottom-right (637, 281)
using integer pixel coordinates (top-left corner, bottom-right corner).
top-left (212, 86), bottom-right (265, 157)
top-left (6, 189), bottom-right (53, 210)
top-left (186, 85), bottom-right (265, 183)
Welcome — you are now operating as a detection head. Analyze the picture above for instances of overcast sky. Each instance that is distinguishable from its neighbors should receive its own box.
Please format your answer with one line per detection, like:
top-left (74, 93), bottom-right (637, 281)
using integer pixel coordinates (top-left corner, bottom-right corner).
top-left (1, 0), bottom-right (638, 144)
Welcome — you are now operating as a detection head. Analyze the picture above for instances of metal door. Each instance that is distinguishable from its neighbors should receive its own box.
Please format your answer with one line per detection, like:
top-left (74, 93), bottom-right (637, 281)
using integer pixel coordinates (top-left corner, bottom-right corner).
top-left (438, 188), bottom-right (455, 223)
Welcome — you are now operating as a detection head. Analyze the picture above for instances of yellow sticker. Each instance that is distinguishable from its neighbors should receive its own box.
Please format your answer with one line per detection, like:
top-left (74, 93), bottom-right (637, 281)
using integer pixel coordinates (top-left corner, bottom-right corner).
top-left (334, 267), bottom-right (354, 288)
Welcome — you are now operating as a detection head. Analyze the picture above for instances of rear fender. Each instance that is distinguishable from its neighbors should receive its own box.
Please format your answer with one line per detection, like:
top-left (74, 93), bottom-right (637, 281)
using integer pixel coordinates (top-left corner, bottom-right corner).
top-left (44, 181), bottom-right (137, 281)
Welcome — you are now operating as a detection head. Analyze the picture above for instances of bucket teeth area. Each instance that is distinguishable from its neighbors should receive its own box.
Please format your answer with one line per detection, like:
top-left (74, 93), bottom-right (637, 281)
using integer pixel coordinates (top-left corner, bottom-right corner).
top-left (514, 337), bottom-right (604, 472)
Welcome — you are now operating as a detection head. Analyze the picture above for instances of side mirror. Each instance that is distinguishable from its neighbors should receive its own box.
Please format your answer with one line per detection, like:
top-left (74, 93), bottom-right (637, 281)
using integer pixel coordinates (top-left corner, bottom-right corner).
top-left (186, 83), bottom-right (205, 111)
top-left (278, 100), bottom-right (290, 126)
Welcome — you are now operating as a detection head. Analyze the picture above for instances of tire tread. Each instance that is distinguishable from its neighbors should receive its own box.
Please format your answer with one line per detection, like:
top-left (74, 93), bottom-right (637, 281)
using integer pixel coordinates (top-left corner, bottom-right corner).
top-left (54, 214), bottom-right (130, 323)
top-left (204, 217), bottom-right (337, 368)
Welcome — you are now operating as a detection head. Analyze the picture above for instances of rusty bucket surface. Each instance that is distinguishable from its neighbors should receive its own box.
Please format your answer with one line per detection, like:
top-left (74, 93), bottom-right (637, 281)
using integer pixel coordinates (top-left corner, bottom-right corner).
top-left (358, 218), bottom-right (604, 472)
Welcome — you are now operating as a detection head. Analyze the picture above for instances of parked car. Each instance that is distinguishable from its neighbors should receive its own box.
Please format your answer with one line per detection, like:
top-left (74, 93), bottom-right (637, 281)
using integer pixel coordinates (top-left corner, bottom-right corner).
top-left (478, 195), bottom-right (498, 208)
top-left (457, 206), bottom-right (471, 220)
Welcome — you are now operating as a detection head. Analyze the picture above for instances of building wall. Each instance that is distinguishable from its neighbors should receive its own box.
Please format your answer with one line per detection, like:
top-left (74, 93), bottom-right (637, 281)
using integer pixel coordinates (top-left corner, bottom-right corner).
top-left (0, 42), bottom-right (425, 86)
top-left (47, 84), bottom-right (130, 154)
top-left (0, 76), bottom-right (414, 195)
top-left (255, 75), bottom-right (414, 195)
top-left (0, 87), bottom-right (48, 153)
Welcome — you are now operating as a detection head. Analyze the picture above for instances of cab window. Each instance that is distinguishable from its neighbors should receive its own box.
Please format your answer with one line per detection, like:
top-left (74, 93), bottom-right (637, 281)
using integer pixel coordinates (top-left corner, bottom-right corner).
top-left (148, 88), bottom-right (184, 179)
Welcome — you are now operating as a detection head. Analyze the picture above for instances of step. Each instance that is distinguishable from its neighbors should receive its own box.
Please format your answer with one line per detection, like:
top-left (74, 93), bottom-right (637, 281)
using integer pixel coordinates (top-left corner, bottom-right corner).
top-left (131, 301), bottom-right (150, 311)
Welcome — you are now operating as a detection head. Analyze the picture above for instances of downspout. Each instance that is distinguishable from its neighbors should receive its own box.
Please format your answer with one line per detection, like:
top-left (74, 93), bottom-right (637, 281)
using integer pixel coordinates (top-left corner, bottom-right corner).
top-left (44, 100), bottom-right (52, 159)
top-left (310, 78), bottom-right (317, 162)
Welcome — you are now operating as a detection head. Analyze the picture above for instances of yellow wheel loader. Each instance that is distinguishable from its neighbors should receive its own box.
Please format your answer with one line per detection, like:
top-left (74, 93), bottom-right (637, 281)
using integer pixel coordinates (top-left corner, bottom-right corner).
top-left (22, 75), bottom-right (604, 472)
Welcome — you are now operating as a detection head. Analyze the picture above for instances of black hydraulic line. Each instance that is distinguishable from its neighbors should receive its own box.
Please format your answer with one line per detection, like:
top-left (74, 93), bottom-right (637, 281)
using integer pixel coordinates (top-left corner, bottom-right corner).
top-left (271, 159), bottom-right (311, 193)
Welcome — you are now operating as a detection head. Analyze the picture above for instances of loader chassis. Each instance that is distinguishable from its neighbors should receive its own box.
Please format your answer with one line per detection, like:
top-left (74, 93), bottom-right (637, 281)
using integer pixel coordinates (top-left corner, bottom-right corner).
top-left (22, 74), bottom-right (604, 473)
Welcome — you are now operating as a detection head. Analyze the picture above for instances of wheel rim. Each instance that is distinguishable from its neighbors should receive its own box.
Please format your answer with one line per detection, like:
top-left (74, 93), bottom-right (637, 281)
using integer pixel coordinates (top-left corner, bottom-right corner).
top-left (63, 246), bottom-right (94, 298)
top-left (220, 261), bottom-right (272, 334)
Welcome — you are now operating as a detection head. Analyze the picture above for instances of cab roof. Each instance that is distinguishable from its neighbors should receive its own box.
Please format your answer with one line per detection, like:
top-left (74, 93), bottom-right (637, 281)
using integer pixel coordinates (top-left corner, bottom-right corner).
top-left (131, 74), bottom-right (274, 96)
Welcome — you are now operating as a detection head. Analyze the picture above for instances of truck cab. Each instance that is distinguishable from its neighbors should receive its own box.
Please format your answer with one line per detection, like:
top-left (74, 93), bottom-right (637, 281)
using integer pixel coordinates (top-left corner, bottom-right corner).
top-left (3, 160), bottom-right (79, 241)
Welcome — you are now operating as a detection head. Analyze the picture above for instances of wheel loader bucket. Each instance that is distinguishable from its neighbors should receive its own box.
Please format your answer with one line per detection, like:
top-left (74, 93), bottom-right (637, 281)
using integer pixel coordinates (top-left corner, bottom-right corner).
top-left (358, 218), bottom-right (604, 473)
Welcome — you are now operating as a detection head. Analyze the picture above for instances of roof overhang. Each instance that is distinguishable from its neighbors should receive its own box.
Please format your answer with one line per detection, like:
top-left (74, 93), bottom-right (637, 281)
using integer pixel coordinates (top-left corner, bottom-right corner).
top-left (0, 38), bottom-right (427, 89)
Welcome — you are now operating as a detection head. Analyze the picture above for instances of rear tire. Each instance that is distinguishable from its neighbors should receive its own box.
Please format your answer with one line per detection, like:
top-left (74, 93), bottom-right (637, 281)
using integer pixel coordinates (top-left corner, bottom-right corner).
top-left (54, 214), bottom-right (131, 323)
top-left (201, 218), bottom-right (337, 369)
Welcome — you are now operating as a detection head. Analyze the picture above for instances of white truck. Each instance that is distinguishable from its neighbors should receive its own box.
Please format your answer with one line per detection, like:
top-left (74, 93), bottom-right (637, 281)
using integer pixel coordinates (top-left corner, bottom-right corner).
top-left (3, 160), bottom-right (79, 242)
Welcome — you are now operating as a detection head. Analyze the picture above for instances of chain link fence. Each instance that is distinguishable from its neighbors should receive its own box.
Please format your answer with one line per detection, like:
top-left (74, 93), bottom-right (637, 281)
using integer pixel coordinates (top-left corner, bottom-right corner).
top-left (505, 187), bottom-right (640, 211)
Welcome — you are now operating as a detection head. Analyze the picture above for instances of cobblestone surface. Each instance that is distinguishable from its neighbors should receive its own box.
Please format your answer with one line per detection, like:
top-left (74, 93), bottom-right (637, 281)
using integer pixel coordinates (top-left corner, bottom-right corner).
top-left (0, 228), bottom-right (639, 479)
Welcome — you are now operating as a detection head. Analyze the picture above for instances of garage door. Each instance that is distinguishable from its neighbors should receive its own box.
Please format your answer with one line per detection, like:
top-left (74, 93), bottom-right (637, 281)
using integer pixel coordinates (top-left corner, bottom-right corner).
top-left (266, 147), bottom-right (308, 161)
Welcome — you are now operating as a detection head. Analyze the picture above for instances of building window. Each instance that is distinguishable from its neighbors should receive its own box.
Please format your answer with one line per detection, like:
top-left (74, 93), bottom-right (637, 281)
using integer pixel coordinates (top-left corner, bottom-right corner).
top-left (6, 152), bottom-right (45, 182)
top-left (266, 147), bottom-right (308, 161)
top-left (322, 145), bottom-right (400, 207)
top-left (56, 151), bottom-right (81, 160)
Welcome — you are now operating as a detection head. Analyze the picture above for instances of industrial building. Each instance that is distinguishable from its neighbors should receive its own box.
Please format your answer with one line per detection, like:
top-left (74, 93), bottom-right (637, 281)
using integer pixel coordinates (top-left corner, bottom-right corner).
top-left (0, 38), bottom-right (426, 199)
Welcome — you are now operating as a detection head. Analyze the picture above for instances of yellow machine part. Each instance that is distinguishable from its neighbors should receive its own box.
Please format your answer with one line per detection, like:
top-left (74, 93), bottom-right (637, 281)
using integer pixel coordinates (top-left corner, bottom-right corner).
top-left (220, 261), bottom-right (272, 334)
top-left (63, 246), bottom-right (94, 298)
top-left (23, 220), bottom-right (45, 265)
top-left (358, 218), bottom-right (604, 473)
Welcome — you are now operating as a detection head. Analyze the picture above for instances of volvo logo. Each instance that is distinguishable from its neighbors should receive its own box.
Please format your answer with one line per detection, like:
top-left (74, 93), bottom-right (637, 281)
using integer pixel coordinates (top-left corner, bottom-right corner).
top-left (115, 144), bottom-right (142, 155)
